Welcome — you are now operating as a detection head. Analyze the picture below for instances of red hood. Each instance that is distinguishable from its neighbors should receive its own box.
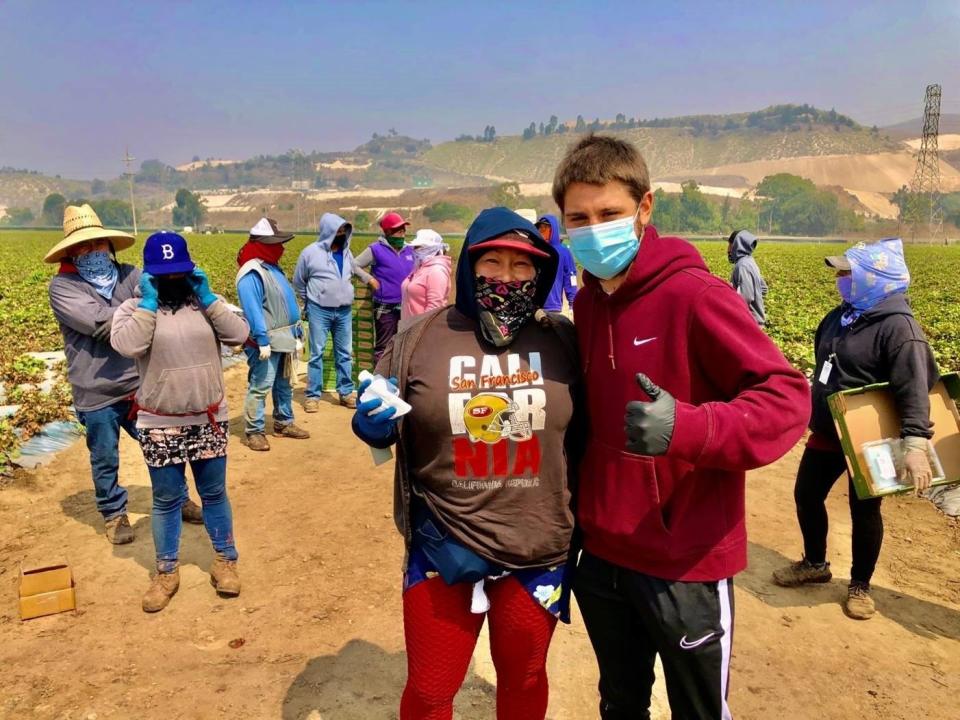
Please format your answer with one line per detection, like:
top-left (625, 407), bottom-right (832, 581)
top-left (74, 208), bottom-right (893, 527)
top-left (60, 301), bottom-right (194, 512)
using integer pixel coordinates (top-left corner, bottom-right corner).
top-left (580, 225), bottom-right (708, 304)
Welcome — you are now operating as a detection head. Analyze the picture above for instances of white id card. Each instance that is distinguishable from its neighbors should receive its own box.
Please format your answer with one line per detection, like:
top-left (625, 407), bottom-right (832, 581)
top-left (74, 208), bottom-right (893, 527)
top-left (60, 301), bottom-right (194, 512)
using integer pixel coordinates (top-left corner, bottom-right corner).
top-left (818, 359), bottom-right (834, 385)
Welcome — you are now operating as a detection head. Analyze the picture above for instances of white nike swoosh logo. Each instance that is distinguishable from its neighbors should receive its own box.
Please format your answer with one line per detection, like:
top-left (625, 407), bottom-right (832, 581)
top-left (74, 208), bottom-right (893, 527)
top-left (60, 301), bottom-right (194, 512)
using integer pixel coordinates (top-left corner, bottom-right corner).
top-left (679, 632), bottom-right (716, 650)
top-left (633, 337), bottom-right (657, 346)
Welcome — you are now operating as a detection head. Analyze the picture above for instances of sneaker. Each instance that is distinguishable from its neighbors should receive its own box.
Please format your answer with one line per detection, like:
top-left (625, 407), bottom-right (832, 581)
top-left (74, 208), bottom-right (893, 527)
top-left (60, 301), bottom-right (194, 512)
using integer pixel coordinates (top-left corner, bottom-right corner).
top-left (210, 555), bottom-right (241, 597)
top-left (303, 398), bottom-right (320, 413)
top-left (844, 581), bottom-right (876, 620)
top-left (274, 422), bottom-right (310, 439)
top-left (771, 558), bottom-right (832, 587)
top-left (181, 499), bottom-right (204, 524)
top-left (142, 568), bottom-right (180, 613)
top-left (104, 514), bottom-right (134, 545)
top-left (339, 393), bottom-right (358, 409)
top-left (246, 433), bottom-right (270, 452)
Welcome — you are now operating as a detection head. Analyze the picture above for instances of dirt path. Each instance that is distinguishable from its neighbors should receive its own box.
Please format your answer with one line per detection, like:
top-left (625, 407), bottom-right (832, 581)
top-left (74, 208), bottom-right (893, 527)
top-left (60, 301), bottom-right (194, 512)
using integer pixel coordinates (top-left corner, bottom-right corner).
top-left (1, 367), bottom-right (959, 719)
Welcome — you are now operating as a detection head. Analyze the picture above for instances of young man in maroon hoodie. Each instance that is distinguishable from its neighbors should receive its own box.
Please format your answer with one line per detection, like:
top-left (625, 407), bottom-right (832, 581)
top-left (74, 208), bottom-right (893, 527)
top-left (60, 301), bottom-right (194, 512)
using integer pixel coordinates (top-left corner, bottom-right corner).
top-left (554, 135), bottom-right (810, 719)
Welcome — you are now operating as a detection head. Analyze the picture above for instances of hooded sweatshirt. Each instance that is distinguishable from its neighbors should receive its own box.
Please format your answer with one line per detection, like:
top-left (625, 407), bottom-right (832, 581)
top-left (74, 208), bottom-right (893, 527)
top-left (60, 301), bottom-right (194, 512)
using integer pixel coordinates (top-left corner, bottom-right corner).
top-left (538, 214), bottom-right (579, 312)
top-left (728, 230), bottom-right (767, 326)
top-left (400, 253), bottom-right (452, 323)
top-left (358, 207), bottom-right (581, 569)
top-left (809, 293), bottom-right (938, 444)
top-left (293, 213), bottom-right (372, 308)
top-left (573, 225), bottom-right (810, 581)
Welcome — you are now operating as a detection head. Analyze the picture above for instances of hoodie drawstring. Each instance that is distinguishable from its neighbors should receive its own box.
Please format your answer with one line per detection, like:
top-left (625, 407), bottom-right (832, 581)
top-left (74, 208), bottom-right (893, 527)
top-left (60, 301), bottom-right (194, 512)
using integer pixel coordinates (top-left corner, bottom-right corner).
top-left (605, 299), bottom-right (616, 370)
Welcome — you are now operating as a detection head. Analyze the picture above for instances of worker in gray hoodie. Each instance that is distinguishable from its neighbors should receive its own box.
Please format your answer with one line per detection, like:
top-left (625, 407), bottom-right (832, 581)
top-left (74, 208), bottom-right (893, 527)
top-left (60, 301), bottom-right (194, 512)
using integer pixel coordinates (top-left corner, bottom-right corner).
top-left (293, 213), bottom-right (375, 409)
top-left (727, 229), bottom-right (768, 326)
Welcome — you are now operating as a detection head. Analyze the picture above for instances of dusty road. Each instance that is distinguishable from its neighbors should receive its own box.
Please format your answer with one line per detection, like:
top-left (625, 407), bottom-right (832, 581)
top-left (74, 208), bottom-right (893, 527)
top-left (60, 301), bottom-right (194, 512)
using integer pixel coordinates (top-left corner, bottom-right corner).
top-left (1, 366), bottom-right (959, 719)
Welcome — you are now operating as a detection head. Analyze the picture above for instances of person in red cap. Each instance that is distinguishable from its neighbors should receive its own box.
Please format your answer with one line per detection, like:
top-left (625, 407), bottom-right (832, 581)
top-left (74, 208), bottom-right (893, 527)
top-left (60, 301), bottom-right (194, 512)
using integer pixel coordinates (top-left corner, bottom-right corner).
top-left (354, 211), bottom-right (416, 361)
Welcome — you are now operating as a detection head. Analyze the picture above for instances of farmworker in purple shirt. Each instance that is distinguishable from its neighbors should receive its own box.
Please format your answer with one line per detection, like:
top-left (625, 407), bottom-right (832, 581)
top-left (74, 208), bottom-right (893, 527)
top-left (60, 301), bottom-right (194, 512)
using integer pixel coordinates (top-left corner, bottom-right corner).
top-left (354, 211), bottom-right (416, 361)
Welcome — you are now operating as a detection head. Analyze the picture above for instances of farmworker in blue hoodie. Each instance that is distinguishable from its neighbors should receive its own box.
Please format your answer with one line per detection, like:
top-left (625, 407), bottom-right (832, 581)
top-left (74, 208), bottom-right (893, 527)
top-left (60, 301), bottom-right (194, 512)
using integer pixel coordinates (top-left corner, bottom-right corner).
top-left (236, 218), bottom-right (310, 452)
top-left (294, 213), bottom-right (375, 410)
top-left (536, 214), bottom-right (578, 312)
top-left (727, 229), bottom-right (768, 326)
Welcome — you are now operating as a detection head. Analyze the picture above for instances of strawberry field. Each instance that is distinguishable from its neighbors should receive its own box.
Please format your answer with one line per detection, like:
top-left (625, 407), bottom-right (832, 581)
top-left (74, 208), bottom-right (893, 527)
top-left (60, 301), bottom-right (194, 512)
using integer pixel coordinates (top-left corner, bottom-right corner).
top-left (1, 229), bottom-right (958, 467)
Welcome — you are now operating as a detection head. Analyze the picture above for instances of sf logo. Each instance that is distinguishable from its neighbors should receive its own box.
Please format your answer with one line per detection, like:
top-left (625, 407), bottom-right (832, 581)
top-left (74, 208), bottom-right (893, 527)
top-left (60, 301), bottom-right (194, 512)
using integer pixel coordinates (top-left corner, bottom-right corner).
top-left (161, 244), bottom-right (175, 260)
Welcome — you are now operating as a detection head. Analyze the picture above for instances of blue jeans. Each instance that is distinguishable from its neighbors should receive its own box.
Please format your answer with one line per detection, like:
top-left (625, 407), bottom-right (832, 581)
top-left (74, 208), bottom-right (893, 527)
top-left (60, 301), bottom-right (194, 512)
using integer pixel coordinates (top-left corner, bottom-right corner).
top-left (148, 456), bottom-right (237, 573)
top-left (77, 400), bottom-right (139, 520)
top-left (243, 347), bottom-right (295, 435)
top-left (306, 302), bottom-right (354, 398)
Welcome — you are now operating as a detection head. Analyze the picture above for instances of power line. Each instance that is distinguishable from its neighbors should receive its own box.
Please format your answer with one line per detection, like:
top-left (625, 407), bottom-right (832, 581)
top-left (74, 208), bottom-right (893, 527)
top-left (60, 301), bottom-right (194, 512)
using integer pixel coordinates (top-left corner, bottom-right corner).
top-left (902, 84), bottom-right (944, 241)
top-left (123, 147), bottom-right (139, 236)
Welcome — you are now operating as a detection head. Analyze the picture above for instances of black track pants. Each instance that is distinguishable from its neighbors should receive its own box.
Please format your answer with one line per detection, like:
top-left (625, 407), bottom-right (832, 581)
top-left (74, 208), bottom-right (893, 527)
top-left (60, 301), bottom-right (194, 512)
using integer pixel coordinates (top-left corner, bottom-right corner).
top-left (574, 551), bottom-right (735, 719)
top-left (793, 447), bottom-right (884, 584)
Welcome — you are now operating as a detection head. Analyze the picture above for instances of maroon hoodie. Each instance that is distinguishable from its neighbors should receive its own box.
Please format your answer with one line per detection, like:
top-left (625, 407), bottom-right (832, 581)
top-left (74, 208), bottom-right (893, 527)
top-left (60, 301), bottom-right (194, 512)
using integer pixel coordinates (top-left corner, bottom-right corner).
top-left (573, 226), bottom-right (810, 581)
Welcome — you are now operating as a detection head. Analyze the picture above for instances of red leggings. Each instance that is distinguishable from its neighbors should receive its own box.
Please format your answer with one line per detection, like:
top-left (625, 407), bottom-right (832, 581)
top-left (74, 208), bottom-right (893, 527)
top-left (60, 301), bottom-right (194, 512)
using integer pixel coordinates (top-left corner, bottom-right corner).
top-left (400, 575), bottom-right (558, 720)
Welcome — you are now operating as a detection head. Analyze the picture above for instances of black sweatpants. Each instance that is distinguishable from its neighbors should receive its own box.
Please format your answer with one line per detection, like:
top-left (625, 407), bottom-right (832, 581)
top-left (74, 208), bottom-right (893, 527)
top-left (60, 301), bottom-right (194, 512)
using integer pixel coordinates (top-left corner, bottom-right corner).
top-left (574, 551), bottom-right (734, 720)
top-left (794, 447), bottom-right (883, 584)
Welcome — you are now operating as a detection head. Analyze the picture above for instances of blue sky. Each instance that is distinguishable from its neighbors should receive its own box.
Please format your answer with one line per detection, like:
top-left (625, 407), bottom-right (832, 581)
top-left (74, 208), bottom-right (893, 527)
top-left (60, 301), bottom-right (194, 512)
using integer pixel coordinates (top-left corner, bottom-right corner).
top-left (1, 0), bottom-right (958, 178)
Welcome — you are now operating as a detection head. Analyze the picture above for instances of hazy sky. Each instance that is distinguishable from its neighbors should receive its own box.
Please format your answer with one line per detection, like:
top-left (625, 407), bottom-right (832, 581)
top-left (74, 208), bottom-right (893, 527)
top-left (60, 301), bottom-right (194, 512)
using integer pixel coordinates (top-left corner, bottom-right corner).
top-left (2, 0), bottom-right (958, 179)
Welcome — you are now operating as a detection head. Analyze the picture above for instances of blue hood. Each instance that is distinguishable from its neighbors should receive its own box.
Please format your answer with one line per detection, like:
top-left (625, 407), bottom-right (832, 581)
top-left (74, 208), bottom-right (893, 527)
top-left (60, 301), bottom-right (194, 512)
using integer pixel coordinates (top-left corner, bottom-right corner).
top-left (316, 212), bottom-right (353, 252)
top-left (536, 214), bottom-right (564, 247)
top-left (454, 206), bottom-right (559, 320)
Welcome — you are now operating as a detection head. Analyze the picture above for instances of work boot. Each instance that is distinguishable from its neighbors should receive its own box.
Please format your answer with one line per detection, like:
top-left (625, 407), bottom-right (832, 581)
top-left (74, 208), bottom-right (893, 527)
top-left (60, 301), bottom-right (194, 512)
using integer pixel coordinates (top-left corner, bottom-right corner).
top-left (142, 568), bottom-right (180, 613)
top-left (339, 393), bottom-right (357, 409)
top-left (181, 499), bottom-right (204, 524)
top-left (246, 433), bottom-right (270, 451)
top-left (844, 581), bottom-right (876, 620)
top-left (274, 422), bottom-right (310, 439)
top-left (104, 513), bottom-right (134, 545)
top-left (210, 555), bottom-right (241, 597)
top-left (303, 398), bottom-right (320, 413)
top-left (771, 558), bottom-right (832, 587)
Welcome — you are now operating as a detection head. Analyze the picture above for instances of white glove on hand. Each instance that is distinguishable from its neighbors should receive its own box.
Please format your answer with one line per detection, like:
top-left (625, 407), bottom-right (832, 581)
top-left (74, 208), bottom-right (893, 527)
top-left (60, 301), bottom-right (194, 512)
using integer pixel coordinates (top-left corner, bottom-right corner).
top-left (258, 345), bottom-right (272, 360)
top-left (295, 339), bottom-right (304, 356)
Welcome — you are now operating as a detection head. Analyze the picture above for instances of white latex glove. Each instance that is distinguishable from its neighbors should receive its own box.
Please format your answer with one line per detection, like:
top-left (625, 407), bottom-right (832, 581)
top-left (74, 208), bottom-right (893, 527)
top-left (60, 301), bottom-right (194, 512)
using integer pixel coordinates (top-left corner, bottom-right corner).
top-left (258, 345), bottom-right (272, 360)
top-left (295, 339), bottom-right (304, 355)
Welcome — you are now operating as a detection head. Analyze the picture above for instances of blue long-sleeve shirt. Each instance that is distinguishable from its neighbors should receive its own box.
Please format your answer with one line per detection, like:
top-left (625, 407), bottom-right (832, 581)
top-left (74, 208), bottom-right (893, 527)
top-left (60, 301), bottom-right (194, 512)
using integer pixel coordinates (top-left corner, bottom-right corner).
top-left (237, 264), bottom-right (301, 347)
top-left (537, 215), bottom-right (579, 312)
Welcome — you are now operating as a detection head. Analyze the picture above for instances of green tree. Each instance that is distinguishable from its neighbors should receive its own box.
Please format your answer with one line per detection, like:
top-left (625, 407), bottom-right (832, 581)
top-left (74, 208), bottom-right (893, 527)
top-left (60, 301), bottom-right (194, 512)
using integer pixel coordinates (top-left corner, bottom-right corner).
top-left (490, 182), bottom-right (521, 209)
top-left (172, 188), bottom-right (206, 228)
top-left (522, 123), bottom-right (537, 140)
top-left (0, 207), bottom-right (34, 225)
top-left (424, 201), bottom-right (473, 225)
top-left (42, 193), bottom-right (67, 225)
top-left (575, 115), bottom-right (586, 132)
top-left (652, 189), bottom-right (680, 231)
top-left (678, 181), bottom-right (719, 232)
top-left (353, 211), bottom-right (372, 231)
top-left (91, 178), bottom-right (107, 195)
top-left (90, 199), bottom-right (133, 226)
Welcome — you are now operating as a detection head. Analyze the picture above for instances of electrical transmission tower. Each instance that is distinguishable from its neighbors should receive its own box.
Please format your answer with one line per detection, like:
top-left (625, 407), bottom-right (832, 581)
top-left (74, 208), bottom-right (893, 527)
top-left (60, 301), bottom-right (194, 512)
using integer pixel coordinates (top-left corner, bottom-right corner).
top-left (123, 147), bottom-right (139, 235)
top-left (904, 84), bottom-right (944, 241)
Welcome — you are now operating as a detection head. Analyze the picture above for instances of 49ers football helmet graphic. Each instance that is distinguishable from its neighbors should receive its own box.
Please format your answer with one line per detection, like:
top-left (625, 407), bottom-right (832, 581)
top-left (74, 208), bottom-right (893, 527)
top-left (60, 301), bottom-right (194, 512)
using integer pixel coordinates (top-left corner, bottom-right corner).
top-left (462, 392), bottom-right (533, 444)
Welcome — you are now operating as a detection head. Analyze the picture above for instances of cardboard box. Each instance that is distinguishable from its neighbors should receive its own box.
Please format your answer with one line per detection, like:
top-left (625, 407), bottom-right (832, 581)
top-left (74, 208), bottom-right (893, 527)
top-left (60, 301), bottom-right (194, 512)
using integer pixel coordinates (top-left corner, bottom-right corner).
top-left (828, 372), bottom-right (960, 499)
top-left (19, 562), bottom-right (76, 620)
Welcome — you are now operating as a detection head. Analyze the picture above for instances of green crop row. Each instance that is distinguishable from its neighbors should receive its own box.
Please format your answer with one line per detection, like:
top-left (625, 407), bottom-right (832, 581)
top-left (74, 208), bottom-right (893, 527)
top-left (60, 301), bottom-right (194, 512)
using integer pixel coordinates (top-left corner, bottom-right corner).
top-left (1, 229), bottom-right (958, 467)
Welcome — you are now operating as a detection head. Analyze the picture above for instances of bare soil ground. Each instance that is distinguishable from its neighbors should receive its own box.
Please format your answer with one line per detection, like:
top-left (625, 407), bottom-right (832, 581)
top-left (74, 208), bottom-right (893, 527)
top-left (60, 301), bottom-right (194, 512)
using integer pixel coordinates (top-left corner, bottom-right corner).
top-left (1, 367), bottom-right (959, 719)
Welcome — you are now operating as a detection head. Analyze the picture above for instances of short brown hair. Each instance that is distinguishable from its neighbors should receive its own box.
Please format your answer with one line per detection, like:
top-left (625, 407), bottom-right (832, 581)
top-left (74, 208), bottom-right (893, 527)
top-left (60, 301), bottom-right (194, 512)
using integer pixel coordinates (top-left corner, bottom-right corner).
top-left (552, 134), bottom-right (651, 211)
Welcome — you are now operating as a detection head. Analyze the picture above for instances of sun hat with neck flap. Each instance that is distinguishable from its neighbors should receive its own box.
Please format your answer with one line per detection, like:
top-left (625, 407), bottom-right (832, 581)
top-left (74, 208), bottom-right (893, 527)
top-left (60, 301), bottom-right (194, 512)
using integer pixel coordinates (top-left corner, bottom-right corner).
top-left (43, 204), bottom-right (136, 263)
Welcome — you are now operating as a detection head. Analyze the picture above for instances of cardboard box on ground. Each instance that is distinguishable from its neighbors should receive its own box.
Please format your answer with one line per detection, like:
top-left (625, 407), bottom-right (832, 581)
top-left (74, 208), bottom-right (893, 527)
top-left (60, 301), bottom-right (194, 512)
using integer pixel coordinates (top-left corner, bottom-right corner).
top-left (19, 562), bottom-right (76, 620)
top-left (829, 373), bottom-right (960, 499)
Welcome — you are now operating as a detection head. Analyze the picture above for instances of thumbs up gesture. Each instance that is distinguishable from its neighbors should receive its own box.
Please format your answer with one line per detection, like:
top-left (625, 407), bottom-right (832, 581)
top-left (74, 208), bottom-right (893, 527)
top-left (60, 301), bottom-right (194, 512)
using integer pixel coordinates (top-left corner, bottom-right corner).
top-left (625, 373), bottom-right (676, 456)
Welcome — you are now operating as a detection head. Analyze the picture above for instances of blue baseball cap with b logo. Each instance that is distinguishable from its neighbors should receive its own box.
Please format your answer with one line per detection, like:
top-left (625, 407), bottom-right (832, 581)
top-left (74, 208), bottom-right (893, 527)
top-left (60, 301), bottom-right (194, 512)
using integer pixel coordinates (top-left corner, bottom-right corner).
top-left (143, 231), bottom-right (196, 276)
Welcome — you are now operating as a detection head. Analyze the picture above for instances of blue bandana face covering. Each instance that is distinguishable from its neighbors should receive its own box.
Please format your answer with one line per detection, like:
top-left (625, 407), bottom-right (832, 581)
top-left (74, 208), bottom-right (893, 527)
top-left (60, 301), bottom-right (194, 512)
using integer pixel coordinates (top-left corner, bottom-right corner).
top-left (567, 206), bottom-right (642, 280)
top-left (74, 250), bottom-right (119, 300)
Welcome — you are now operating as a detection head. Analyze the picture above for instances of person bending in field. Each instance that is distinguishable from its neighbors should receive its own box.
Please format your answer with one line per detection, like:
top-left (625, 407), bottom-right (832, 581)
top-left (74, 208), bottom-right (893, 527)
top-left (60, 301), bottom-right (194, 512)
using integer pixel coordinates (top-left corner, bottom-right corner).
top-left (773, 238), bottom-right (938, 620)
top-left (554, 135), bottom-right (810, 719)
top-left (727, 229), bottom-right (768, 326)
top-left (46, 204), bottom-right (202, 546)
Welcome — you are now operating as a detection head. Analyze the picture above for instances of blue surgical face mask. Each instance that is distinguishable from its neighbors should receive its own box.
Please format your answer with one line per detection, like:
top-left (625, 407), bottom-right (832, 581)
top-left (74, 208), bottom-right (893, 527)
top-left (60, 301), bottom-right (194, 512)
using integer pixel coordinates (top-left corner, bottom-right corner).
top-left (836, 275), bottom-right (853, 303)
top-left (567, 205), bottom-right (642, 280)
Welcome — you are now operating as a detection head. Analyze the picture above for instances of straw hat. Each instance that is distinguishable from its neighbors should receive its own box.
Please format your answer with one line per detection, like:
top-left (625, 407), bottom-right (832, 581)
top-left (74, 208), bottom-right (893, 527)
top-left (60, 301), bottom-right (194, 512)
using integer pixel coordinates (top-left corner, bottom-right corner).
top-left (43, 204), bottom-right (135, 263)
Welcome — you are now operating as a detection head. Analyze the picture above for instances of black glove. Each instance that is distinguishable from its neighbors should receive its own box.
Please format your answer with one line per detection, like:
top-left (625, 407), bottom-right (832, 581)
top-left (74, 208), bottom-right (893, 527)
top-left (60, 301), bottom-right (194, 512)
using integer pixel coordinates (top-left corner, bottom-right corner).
top-left (625, 373), bottom-right (676, 456)
top-left (92, 314), bottom-right (114, 343)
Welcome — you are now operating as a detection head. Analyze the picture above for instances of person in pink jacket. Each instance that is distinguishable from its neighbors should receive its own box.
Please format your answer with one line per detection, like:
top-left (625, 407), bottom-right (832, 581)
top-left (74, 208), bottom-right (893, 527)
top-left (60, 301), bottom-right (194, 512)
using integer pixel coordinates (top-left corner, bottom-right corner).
top-left (400, 229), bottom-right (451, 325)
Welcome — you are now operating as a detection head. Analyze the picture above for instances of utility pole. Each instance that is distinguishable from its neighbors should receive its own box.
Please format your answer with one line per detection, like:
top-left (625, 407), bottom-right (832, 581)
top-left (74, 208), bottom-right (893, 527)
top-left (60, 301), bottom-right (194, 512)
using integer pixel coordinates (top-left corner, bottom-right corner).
top-left (903, 84), bottom-right (944, 241)
top-left (123, 147), bottom-right (139, 235)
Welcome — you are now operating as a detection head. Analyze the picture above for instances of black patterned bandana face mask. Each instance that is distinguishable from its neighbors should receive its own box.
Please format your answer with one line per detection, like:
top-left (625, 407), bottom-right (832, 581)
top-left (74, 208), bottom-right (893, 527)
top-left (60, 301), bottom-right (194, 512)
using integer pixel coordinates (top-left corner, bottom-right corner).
top-left (474, 274), bottom-right (538, 347)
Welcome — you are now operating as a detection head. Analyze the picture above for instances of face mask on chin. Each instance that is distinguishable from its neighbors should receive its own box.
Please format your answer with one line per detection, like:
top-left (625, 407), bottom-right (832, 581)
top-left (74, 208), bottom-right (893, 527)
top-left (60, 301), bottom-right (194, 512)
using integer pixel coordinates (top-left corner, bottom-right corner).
top-left (474, 274), bottom-right (539, 347)
top-left (567, 205), bottom-right (642, 280)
